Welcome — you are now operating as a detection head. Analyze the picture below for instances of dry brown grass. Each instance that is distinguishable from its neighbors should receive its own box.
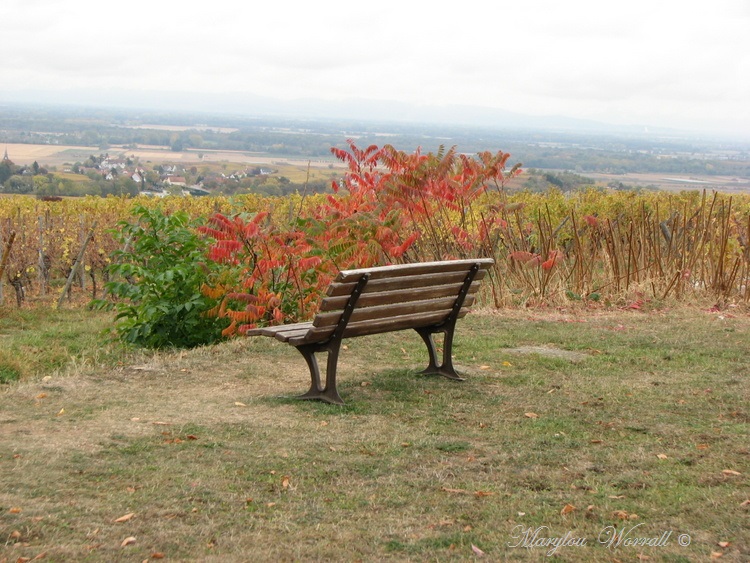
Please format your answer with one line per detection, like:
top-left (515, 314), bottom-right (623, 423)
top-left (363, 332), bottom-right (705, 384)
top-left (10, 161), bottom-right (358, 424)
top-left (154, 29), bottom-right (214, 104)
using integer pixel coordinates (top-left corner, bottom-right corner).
top-left (1, 309), bottom-right (749, 561)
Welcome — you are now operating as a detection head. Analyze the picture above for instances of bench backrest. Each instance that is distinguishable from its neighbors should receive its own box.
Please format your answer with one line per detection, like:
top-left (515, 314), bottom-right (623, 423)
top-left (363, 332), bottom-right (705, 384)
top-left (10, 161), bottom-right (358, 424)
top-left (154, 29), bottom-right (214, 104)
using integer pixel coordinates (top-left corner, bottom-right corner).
top-left (303, 258), bottom-right (494, 342)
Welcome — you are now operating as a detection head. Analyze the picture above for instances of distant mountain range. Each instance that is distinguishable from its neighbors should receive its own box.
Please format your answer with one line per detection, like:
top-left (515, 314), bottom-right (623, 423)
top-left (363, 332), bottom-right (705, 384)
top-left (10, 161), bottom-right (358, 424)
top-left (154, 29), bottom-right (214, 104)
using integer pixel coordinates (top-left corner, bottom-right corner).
top-left (0, 88), bottom-right (674, 137)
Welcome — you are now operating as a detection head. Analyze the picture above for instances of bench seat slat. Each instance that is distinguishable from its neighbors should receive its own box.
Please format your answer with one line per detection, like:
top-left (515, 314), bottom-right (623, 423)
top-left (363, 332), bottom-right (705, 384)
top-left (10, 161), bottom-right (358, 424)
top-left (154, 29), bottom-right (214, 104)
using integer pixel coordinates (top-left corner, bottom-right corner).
top-left (245, 322), bottom-right (314, 342)
top-left (335, 258), bottom-right (494, 283)
top-left (313, 294), bottom-right (475, 328)
top-left (288, 308), bottom-right (471, 346)
top-left (326, 269), bottom-right (487, 297)
top-left (320, 281), bottom-right (481, 312)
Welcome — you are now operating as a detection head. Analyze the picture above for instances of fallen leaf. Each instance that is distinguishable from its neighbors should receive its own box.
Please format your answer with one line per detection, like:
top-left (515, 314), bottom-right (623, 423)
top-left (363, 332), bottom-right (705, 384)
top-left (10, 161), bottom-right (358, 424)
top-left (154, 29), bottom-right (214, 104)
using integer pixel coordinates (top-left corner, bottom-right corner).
top-left (36, 393), bottom-right (47, 399)
top-left (710, 552), bottom-right (724, 559)
top-left (56, 408), bottom-right (65, 416)
top-left (471, 543), bottom-right (485, 557)
top-left (609, 495), bottom-right (626, 499)
top-left (524, 412), bottom-right (539, 419)
top-left (186, 435), bottom-right (198, 440)
top-left (266, 502), bottom-right (276, 507)
top-left (10, 530), bottom-right (21, 539)
top-left (741, 499), bottom-right (750, 507)
top-left (121, 536), bottom-right (137, 547)
top-left (281, 476), bottom-right (290, 489)
top-left (401, 442), bottom-right (411, 447)
top-left (657, 454), bottom-right (668, 460)
top-left (637, 555), bottom-right (650, 561)
top-left (319, 421), bottom-right (329, 426)
top-left (234, 402), bottom-right (246, 407)
top-left (479, 365), bottom-right (491, 370)
top-left (697, 443), bottom-right (709, 450)
top-left (474, 490), bottom-right (495, 497)
top-left (152, 421), bottom-right (170, 426)
top-left (501, 361), bottom-right (513, 367)
top-left (151, 553), bottom-right (166, 559)
top-left (722, 469), bottom-right (742, 476)
top-left (441, 487), bottom-right (470, 494)
top-left (360, 381), bottom-right (371, 386)
top-left (590, 439), bottom-right (604, 444)
top-left (612, 510), bottom-right (630, 520)
top-left (464, 525), bottom-right (473, 532)
top-left (717, 541), bottom-right (731, 548)
top-left (9, 507), bottom-right (22, 513)
top-left (560, 504), bottom-right (576, 515)
top-left (114, 512), bottom-right (135, 523)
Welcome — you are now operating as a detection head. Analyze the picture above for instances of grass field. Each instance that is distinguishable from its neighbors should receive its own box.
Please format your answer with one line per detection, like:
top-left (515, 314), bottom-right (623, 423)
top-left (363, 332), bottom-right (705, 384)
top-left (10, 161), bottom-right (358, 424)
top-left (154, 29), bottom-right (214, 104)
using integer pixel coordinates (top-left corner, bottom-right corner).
top-left (1, 306), bottom-right (748, 561)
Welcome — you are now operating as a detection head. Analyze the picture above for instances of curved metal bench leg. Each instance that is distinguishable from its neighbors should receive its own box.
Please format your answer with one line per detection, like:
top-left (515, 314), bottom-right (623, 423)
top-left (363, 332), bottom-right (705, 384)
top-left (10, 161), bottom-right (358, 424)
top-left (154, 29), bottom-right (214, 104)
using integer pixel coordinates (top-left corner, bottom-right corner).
top-left (415, 326), bottom-right (464, 381)
top-left (294, 344), bottom-right (345, 405)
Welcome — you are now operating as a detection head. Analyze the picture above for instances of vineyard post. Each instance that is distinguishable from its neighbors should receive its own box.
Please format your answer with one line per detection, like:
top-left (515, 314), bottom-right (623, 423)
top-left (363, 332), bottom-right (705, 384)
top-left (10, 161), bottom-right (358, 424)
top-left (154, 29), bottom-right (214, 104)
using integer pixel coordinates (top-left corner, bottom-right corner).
top-left (0, 231), bottom-right (17, 305)
top-left (57, 221), bottom-right (97, 309)
top-left (79, 214), bottom-right (86, 291)
top-left (38, 215), bottom-right (47, 296)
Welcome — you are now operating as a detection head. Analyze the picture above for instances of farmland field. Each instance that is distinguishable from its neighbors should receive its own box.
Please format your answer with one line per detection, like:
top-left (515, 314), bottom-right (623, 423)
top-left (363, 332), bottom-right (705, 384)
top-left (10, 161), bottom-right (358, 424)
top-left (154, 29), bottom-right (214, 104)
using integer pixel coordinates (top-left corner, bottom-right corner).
top-left (2, 144), bottom-right (100, 166)
top-left (2, 142), bottom-right (341, 170)
top-left (586, 171), bottom-right (750, 193)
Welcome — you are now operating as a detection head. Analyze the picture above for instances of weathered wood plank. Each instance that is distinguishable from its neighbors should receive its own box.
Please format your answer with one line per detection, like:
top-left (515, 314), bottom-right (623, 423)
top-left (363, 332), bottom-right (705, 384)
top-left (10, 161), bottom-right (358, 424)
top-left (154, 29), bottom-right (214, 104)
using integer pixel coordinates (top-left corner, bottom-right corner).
top-left (334, 258), bottom-right (494, 283)
top-left (274, 328), bottom-right (318, 342)
top-left (289, 308), bottom-right (471, 345)
top-left (313, 295), bottom-right (476, 328)
top-left (326, 270), bottom-right (486, 297)
top-left (320, 281), bottom-right (481, 312)
top-left (245, 322), bottom-right (313, 338)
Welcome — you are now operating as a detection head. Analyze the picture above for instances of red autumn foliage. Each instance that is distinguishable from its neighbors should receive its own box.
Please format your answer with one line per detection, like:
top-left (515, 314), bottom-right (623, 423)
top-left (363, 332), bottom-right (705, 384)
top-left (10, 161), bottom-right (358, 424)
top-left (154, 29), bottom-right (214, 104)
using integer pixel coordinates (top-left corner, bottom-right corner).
top-left (199, 141), bottom-right (522, 334)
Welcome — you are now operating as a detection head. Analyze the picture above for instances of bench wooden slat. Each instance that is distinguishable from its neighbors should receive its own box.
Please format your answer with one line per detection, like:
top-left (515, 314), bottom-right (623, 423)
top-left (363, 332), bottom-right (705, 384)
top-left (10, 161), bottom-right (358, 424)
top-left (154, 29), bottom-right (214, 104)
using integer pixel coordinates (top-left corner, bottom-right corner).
top-left (326, 269), bottom-right (487, 297)
top-left (289, 308), bottom-right (471, 346)
top-left (313, 294), bottom-right (475, 328)
top-left (245, 322), bottom-right (313, 337)
top-left (320, 280), bottom-right (482, 312)
top-left (273, 328), bottom-right (315, 342)
top-left (335, 258), bottom-right (494, 283)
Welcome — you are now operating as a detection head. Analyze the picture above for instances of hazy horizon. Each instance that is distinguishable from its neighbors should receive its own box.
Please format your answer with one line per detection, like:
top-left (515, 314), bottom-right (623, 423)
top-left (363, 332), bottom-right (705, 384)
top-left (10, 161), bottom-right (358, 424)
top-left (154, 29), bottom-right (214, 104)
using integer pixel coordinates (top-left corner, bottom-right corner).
top-left (2, 0), bottom-right (748, 140)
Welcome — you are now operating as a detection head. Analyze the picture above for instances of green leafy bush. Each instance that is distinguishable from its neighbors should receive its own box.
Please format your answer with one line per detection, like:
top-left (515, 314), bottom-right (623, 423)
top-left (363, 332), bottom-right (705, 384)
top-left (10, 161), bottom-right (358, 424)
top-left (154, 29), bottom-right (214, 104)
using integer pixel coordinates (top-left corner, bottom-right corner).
top-left (93, 205), bottom-right (229, 348)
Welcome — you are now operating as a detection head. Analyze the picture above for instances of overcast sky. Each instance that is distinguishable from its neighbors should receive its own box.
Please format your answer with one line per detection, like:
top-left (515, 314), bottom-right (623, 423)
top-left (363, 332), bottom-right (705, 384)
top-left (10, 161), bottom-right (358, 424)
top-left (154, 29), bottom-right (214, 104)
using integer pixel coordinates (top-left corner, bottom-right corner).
top-left (2, 0), bottom-right (749, 137)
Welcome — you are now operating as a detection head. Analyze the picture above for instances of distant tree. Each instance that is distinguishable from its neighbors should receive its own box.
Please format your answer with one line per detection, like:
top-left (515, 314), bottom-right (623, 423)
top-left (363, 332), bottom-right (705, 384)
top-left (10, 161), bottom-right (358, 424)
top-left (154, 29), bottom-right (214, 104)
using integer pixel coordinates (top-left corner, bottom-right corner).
top-left (170, 134), bottom-right (184, 152)
top-left (0, 162), bottom-right (12, 184)
top-left (5, 175), bottom-right (33, 194)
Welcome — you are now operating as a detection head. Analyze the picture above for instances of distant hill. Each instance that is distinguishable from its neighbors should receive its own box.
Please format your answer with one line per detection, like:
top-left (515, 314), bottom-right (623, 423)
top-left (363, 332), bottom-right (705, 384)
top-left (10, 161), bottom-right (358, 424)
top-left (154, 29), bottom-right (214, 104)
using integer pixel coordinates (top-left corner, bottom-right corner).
top-left (0, 88), bottom-right (677, 138)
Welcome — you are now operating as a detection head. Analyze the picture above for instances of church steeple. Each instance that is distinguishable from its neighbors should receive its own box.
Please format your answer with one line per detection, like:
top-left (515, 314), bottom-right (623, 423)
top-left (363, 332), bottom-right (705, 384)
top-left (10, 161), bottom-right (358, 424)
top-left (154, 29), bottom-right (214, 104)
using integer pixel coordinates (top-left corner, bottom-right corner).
top-left (2, 146), bottom-right (9, 162)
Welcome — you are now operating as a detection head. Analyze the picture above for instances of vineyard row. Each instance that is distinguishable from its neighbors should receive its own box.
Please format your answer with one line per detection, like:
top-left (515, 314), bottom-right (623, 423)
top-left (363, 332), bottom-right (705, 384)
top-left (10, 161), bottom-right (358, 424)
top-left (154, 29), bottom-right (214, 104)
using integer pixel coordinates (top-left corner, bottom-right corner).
top-left (1, 187), bottom-right (750, 309)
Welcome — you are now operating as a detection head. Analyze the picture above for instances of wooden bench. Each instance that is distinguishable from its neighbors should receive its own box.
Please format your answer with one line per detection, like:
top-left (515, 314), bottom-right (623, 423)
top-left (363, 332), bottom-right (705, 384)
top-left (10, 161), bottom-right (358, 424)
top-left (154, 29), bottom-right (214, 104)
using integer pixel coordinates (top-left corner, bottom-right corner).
top-left (246, 258), bottom-right (494, 404)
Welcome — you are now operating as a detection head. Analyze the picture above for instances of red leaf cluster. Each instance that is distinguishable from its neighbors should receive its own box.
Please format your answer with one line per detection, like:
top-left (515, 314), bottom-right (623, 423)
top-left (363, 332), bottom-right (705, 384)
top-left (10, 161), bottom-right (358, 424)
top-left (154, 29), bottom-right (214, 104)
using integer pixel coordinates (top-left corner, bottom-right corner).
top-left (199, 141), bottom-right (521, 335)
